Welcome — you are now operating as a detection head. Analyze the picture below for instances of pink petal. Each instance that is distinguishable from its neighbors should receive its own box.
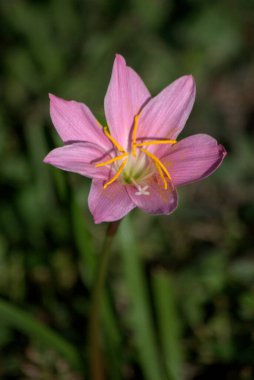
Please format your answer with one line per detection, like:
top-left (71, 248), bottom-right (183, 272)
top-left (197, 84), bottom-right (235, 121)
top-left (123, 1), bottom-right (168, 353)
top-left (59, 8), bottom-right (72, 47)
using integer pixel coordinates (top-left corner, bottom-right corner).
top-left (127, 178), bottom-right (178, 215)
top-left (162, 134), bottom-right (227, 186)
top-left (43, 142), bottom-right (111, 179)
top-left (88, 180), bottom-right (135, 223)
top-left (49, 94), bottom-right (111, 150)
top-left (138, 76), bottom-right (196, 148)
top-left (104, 54), bottom-right (151, 150)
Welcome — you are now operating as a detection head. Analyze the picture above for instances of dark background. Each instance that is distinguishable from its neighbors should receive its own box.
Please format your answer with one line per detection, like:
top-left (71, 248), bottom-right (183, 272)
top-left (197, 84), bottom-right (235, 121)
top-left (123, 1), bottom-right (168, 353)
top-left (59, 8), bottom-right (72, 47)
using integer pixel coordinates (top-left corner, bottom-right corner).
top-left (1, 0), bottom-right (254, 379)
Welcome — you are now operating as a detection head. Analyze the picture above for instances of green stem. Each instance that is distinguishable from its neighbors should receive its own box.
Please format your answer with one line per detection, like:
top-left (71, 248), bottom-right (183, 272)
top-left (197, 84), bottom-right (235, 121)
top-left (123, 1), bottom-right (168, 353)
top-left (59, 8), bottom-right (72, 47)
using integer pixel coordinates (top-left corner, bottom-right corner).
top-left (89, 221), bottom-right (121, 380)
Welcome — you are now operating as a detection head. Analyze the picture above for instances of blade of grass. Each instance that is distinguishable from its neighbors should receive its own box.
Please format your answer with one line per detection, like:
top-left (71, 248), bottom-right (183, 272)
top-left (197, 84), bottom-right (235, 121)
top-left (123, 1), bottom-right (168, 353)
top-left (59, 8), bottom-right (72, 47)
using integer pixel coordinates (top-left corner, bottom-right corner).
top-left (0, 299), bottom-right (82, 370)
top-left (118, 217), bottom-right (165, 380)
top-left (152, 270), bottom-right (184, 380)
top-left (25, 115), bottom-right (55, 210)
top-left (102, 295), bottom-right (123, 380)
top-left (71, 194), bottom-right (96, 286)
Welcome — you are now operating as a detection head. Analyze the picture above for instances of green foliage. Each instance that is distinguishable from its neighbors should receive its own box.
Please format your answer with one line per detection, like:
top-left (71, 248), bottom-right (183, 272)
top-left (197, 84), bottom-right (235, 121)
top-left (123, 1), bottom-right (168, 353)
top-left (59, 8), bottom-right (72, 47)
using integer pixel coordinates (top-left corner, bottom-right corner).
top-left (1, 0), bottom-right (254, 379)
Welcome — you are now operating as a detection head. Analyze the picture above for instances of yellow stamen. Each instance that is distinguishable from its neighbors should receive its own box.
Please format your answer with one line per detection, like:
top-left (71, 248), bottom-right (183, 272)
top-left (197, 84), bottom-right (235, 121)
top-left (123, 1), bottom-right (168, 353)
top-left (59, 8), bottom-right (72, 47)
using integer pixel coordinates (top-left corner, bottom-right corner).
top-left (155, 163), bottom-right (168, 190)
top-left (140, 148), bottom-right (171, 189)
top-left (103, 127), bottom-right (125, 153)
top-left (96, 120), bottom-right (104, 128)
top-left (136, 139), bottom-right (176, 147)
top-left (103, 159), bottom-right (128, 189)
top-left (95, 115), bottom-right (173, 190)
top-left (95, 153), bottom-right (129, 167)
top-left (131, 115), bottom-right (140, 157)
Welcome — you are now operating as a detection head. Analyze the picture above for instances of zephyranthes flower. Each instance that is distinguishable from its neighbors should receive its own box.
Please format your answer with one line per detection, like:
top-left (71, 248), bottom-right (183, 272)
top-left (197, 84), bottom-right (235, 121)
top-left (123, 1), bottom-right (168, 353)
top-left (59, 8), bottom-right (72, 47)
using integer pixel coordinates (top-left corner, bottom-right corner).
top-left (44, 54), bottom-right (226, 223)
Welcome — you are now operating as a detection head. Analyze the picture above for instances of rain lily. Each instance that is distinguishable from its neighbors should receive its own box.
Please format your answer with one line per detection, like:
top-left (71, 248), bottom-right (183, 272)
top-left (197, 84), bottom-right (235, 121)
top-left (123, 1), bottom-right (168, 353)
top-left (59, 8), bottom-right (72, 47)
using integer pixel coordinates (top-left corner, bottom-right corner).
top-left (44, 54), bottom-right (226, 223)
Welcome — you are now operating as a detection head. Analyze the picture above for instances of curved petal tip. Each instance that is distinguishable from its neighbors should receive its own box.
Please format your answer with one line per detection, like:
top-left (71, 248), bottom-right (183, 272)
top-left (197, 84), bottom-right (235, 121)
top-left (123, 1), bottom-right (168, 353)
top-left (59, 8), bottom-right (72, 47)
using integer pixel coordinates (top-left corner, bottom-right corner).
top-left (115, 53), bottom-right (125, 63)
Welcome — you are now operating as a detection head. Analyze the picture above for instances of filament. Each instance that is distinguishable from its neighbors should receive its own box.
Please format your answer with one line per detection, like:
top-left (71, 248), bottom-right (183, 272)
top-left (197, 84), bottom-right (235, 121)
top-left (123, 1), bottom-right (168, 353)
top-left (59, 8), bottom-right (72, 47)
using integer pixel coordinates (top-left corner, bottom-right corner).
top-left (103, 159), bottom-right (128, 189)
top-left (95, 153), bottom-right (129, 167)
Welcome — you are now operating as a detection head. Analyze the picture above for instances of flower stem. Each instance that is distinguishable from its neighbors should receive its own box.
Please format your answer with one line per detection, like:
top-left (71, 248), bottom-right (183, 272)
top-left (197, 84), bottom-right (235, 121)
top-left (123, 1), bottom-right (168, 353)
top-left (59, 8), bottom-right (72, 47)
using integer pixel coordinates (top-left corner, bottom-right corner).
top-left (89, 221), bottom-right (121, 380)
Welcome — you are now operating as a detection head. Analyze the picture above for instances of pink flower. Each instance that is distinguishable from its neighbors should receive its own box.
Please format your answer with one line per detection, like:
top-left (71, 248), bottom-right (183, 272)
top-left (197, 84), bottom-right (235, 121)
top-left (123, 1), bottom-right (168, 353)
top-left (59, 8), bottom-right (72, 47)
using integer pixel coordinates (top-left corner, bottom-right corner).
top-left (44, 54), bottom-right (226, 223)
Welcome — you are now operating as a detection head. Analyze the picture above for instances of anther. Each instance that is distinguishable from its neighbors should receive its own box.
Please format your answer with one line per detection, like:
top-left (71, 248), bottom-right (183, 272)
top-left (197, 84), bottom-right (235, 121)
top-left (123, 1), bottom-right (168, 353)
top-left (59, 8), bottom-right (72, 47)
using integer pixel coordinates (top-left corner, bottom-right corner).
top-left (136, 139), bottom-right (176, 147)
top-left (131, 114), bottom-right (140, 157)
top-left (155, 163), bottom-right (168, 190)
top-left (103, 127), bottom-right (126, 153)
top-left (140, 148), bottom-right (171, 190)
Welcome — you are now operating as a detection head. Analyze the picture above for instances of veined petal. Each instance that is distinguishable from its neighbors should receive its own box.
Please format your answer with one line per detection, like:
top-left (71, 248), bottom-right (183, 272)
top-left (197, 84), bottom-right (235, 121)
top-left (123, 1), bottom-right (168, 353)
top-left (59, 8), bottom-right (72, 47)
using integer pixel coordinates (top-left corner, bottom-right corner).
top-left (162, 134), bottom-right (227, 186)
top-left (127, 178), bottom-right (178, 215)
top-left (104, 54), bottom-right (151, 150)
top-left (88, 180), bottom-right (136, 223)
top-left (43, 142), bottom-right (111, 179)
top-left (138, 76), bottom-right (196, 148)
top-left (49, 94), bottom-right (111, 150)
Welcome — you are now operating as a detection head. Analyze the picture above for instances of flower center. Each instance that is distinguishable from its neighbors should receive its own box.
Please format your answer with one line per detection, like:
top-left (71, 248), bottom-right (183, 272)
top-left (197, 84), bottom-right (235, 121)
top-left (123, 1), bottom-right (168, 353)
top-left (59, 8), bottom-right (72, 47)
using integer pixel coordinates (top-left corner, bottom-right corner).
top-left (95, 115), bottom-right (176, 191)
top-left (121, 152), bottom-right (152, 185)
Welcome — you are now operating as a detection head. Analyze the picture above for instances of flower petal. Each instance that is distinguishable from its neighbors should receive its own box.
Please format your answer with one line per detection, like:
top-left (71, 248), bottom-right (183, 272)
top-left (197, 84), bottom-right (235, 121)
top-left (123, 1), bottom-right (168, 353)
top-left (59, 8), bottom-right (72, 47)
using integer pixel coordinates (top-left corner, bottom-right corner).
top-left (138, 75), bottom-right (196, 145)
top-left (49, 94), bottom-right (111, 150)
top-left (162, 134), bottom-right (227, 186)
top-left (88, 180), bottom-right (135, 223)
top-left (104, 54), bottom-right (151, 149)
top-left (127, 179), bottom-right (178, 215)
top-left (43, 142), bottom-right (111, 179)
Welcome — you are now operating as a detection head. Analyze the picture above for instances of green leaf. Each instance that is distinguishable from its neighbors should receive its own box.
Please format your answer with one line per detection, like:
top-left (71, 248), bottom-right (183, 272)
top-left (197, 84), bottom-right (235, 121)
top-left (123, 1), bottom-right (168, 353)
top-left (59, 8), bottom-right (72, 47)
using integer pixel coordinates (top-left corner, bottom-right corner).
top-left (0, 299), bottom-right (82, 370)
top-left (152, 270), bottom-right (184, 380)
top-left (118, 217), bottom-right (166, 380)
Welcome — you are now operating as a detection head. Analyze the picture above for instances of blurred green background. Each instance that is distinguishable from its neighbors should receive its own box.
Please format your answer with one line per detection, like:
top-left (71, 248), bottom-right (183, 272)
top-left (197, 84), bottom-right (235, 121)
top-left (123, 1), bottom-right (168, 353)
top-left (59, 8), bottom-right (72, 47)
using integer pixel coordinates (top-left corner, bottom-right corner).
top-left (1, 0), bottom-right (254, 379)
